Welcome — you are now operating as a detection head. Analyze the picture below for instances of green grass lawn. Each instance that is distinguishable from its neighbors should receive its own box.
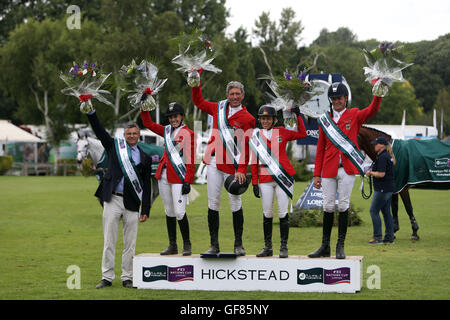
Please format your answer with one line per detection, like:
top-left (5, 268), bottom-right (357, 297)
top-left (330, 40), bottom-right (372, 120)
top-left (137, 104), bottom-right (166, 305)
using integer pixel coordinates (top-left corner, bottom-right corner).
top-left (0, 176), bottom-right (449, 300)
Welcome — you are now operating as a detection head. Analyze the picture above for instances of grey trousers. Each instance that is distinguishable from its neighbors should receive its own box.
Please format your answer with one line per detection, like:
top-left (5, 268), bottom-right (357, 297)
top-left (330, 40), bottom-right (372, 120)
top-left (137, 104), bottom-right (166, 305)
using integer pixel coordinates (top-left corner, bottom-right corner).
top-left (101, 195), bottom-right (139, 282)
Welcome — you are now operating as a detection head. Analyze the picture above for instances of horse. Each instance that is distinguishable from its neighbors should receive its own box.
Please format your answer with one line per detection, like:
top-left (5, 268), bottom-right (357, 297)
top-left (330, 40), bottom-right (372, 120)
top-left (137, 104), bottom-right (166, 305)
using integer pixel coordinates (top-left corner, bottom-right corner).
top-left (358, 126), bottom-right (419, 240)
top-left (76, 133), bottom-right (161, 207)
top-left (76, 135), bottom-right (105, 173)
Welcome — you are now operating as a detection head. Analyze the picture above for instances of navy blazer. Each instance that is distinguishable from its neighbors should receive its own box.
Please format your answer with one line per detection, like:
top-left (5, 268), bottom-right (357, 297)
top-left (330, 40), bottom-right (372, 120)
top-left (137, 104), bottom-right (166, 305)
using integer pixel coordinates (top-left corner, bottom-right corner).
top-left (87, 112), bottom-right (152, 216)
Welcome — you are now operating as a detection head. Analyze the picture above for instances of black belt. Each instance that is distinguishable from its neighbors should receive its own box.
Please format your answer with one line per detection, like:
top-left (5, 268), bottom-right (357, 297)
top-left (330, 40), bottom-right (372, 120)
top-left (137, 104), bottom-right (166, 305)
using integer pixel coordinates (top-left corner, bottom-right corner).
top-left (112, 192), bottom-right (123, 197)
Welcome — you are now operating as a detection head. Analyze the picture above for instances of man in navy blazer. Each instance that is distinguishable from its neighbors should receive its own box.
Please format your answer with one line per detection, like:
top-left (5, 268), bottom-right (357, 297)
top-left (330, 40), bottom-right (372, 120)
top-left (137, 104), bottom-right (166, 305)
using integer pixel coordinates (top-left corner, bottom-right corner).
top-left (87, 110), bottom-right (152, 289)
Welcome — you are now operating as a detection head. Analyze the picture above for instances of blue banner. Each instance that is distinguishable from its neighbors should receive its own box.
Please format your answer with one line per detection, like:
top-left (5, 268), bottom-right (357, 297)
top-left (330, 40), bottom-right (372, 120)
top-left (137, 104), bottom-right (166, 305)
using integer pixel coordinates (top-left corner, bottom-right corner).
top-left (297, 118), bottom-right (319, 145)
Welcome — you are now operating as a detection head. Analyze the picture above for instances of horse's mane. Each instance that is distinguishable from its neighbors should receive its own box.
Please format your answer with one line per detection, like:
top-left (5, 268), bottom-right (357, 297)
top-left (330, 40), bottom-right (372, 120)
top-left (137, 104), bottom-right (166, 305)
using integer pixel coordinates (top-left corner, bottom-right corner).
top-left (361, 125), bottom-right (392, 140)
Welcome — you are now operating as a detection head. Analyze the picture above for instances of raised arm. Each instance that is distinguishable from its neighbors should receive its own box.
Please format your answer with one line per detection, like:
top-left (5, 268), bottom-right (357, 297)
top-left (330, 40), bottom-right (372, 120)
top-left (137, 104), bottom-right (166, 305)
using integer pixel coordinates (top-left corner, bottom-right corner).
top-left (357, 96), bottom-right (382, 125)
top-left (283, 115), bottom-right (308, 141)
top-left (192, 86), bottom-right (217, 116)
top-left (140, 111), bottom-right (164, 137)
top-left (86, 110), bottom-right (114, 150)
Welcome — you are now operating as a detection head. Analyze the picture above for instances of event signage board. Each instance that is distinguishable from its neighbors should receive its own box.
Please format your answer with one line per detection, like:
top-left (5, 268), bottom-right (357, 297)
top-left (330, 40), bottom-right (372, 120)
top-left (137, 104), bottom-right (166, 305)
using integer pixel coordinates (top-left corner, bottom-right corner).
top-left (133, 254), bottom-right (363, 293)
top-left (295, 178), bottom-right (339, 210)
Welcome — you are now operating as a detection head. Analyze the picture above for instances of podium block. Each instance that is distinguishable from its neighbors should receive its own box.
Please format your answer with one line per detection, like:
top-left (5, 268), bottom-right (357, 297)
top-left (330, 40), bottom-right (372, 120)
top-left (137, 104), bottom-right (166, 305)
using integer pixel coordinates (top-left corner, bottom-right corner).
top-left (133, 254), bottom-right (363, 293)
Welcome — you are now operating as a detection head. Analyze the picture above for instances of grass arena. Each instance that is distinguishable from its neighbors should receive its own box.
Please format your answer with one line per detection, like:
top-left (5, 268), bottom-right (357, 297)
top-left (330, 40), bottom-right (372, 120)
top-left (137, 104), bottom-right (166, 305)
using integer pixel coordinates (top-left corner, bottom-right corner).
top-left (0, 176), bottom-right (449, 300)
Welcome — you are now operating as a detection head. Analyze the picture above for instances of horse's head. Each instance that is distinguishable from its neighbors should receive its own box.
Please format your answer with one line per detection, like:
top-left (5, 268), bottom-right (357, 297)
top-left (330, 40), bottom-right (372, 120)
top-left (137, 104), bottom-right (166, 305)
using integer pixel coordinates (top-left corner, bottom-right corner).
top-left (358, 126), bottom-right (392, 162)
top-left (76, 136), bottom-right (89, 164)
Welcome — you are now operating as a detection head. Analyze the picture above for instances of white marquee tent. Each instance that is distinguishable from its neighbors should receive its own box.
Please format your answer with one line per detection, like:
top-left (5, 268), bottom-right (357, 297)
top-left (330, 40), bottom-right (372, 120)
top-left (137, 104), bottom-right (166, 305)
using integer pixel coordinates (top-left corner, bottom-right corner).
top-left (0, 120), bottom-right (44, 158)
top-left (0, 120), bottom-right (44, 143)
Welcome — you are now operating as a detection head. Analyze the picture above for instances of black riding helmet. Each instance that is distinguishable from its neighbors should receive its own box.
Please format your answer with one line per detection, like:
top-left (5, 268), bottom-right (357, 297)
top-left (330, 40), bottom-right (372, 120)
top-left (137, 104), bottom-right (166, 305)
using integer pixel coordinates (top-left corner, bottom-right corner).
top-left (328, 82), bottom-right (349, 100)
top-left (165, 102), bottom-right (185, 117)
top-left (224, 174), bottom-right (250, 195)
top-left (328, 82), bottom-right (349, 112)
top-left (257, 105), bottom-right (278, 128)
top-left (258, 105), bottom-right (277, 117)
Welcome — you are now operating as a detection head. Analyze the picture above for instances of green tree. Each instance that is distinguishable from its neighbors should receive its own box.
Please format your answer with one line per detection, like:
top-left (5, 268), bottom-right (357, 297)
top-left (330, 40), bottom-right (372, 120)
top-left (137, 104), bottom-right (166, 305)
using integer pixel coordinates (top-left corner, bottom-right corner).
top-left (433, 88), bottom-right (450, 137)
top-left (0, 18), bottom-right (103, 167)
top-left (312, 27), bottom-right (358, 47)
top-left (369, 81), bottom-right (422, 125)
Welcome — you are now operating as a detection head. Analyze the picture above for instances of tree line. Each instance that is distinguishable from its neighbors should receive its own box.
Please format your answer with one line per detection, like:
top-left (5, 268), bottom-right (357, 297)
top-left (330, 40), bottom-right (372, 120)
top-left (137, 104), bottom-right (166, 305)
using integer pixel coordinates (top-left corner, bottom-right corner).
top-left (1, 0), bottom-right (449, 151)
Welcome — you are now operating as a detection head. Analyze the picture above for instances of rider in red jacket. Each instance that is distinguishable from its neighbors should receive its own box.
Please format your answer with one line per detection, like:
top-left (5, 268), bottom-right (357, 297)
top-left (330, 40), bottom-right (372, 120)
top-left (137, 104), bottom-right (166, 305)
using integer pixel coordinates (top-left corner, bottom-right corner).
top-left (251, 105), bottom-right (307, 258)
top-left (309, 82), bottom-right (382, 259)
top-left (140, 102), bottom-right (196, 256)
top-left (192, 78), bottom-right (256, 256)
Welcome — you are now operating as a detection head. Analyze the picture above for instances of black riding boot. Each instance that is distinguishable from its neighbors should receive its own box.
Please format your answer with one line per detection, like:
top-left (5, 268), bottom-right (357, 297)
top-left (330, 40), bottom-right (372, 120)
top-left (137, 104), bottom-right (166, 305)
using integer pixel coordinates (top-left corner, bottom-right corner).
top-left (336, 210), bottom-right (348, 259)
top-left (256, 216), bottom-right (273, 257)
top-left (160, 216), bottom-right (178, 255)
top-left (279, 215), bottom-right (289, 258)
top-left (204, 208), bottom-right (220, 254)
top-left (308, 211), bottom-right (334, 258)
top-left (178, 213), bottom-right (191, 256)
top-left (233, 208), bottom-right (245, 256)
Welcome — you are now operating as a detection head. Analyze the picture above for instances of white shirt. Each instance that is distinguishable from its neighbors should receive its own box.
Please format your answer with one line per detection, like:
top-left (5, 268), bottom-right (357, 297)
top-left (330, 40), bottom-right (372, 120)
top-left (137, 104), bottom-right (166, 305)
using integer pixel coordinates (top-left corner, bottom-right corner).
top-left (332, 108), bottom-right (346, 123)
top-left (262, 128), bottom-right (273, 140)
top-left (171, 124), bottom-right (184, 138)
top-left (115, 145), bottom-right (141, 193)
top-left (228, 105), bottom-right (242, 118)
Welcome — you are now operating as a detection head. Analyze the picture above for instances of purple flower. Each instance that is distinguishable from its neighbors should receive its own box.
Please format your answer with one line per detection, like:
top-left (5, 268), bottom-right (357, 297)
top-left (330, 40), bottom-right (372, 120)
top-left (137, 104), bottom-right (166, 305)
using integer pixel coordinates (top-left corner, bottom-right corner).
top-left (82, 60), bottom-right (89, 69)
top-left (91, 63), bottom-right (96, 68)
top-left (297, 71), bottom-right (307, 81)
top-left (285, 71), bottom-right (291, 80)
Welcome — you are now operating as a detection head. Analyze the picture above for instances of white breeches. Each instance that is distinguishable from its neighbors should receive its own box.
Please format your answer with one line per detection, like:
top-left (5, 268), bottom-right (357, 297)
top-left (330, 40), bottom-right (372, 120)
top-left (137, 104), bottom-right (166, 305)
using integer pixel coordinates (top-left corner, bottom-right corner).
top-left (158, 169), bottom-right (186, 220)
top-left (259, 181), bottom-right (289, 219)
top-left (321, 167), bottom-right (356, 212)
top-left (206, 161), bottom-right (242, 212)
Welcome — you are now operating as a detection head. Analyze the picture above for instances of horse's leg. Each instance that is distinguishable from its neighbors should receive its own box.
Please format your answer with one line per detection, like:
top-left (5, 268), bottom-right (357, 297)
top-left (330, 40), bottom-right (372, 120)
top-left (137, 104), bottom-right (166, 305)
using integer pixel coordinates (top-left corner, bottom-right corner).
top-left (399, 188), bottom-right (420, 241)
top-left (391, 193), bottom-right (400, 233)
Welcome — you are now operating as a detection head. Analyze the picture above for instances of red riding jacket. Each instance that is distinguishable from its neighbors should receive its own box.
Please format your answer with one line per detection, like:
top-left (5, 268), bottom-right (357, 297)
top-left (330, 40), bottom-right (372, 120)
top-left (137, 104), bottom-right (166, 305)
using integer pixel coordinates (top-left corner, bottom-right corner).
top-left (192, 86), bottom-right (256, 175)
top-left (251, 115), bottom-right (307, 184)
top-left (314, 96), bottom-right (382, 178)
top-left (140, 111), bottom-right (196, 184)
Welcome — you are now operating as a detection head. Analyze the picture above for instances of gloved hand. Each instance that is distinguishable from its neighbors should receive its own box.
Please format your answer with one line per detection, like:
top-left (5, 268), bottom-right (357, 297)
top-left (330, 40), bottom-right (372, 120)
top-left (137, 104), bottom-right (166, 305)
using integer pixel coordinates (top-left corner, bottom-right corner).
top-left (291, 106), bottom-right (300, 116)
top-left (181, 182), bottom-right (191, 195)
top-left (253, 185), bottom-right (260, 198)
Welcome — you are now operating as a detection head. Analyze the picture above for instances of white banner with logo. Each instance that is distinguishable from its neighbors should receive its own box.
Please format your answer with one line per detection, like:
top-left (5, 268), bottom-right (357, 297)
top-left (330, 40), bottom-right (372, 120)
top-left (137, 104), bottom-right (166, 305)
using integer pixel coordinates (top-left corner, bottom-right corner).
top-left (133, 254), bottom-right (362, 293)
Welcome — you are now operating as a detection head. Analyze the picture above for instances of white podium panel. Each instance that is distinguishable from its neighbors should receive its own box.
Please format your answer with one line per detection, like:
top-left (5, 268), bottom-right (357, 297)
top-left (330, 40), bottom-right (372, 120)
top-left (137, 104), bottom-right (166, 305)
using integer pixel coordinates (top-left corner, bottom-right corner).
top-left (133, 254), bottom-right (363, 293)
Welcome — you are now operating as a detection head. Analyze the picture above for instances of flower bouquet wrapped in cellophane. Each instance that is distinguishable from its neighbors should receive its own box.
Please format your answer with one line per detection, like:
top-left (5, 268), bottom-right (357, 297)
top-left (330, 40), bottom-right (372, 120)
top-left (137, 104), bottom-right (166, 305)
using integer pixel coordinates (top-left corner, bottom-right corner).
top-left (263, 69), bottom-right (314, 126)
top-left (363, 42), bottom-right (414, 97)
top-left (119, 59), bottom-right (167, 112)
top-left (60, 61), bottom-right (113, 113)
top-left (171, 29), bottom-right (222, 87)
